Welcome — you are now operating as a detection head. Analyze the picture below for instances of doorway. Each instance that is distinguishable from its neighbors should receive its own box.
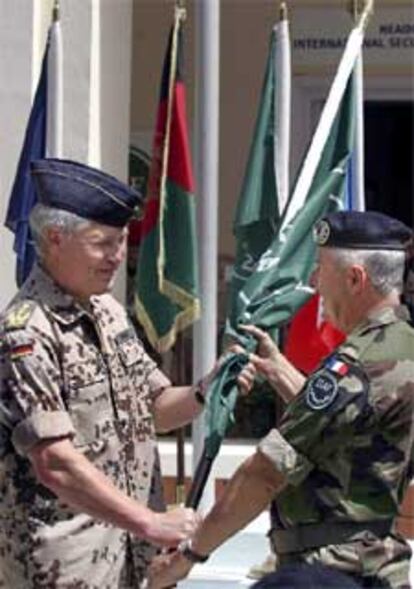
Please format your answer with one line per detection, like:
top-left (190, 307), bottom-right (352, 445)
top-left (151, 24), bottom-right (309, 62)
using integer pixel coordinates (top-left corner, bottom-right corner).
top-left (364, 101), bottom-right (414, 228)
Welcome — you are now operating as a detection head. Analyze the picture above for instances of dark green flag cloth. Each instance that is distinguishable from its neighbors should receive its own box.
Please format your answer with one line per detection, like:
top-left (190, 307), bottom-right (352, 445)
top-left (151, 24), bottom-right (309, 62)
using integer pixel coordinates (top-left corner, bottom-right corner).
top-left (201, 26), bottom-right (363, 469)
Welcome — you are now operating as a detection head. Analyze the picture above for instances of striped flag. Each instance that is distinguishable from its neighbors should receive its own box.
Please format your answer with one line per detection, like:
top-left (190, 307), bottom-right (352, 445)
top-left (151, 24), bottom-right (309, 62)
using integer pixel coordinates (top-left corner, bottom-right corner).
top-left (134, 7), bottom-right (200, 353)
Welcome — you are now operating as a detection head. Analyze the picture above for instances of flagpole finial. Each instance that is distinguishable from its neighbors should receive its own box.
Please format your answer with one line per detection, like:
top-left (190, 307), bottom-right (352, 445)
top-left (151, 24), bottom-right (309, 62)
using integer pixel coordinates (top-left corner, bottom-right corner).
top-left (359, 0), bottom-right (374, 31)
top-left (52, 0), bottom-right (60, 22)
top-left (175, 0), bottom-right (187, 22)
top-left (347, 0), bottom-right (360, 21)
top-left (346, 0), bottom-right (363, 21)
top-left (280, 2), bottom-right (288, 21)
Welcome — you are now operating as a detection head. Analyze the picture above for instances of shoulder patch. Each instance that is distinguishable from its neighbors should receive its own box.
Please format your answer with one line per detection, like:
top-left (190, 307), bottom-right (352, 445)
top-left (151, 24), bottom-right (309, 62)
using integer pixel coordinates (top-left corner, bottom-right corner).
top-left (115, 327), bottom-right (136, 346)
top-left (304, 353), bottom-right (369, 414)
top-left (4, 301), bottom-right (36, 331)
top-left (305, 372), bottom-right (339, 410)
top-left (324, 357), bottom-right (349, 376)
top-left (9, 342), bottom-right (35, 360)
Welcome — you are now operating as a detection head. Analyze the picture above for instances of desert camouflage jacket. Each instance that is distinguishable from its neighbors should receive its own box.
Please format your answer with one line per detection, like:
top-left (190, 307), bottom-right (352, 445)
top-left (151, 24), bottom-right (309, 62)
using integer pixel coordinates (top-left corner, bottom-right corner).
top-left (0, 263), bottom-right (170, 588)
top-left (261, 305), bottom-right (414, 587)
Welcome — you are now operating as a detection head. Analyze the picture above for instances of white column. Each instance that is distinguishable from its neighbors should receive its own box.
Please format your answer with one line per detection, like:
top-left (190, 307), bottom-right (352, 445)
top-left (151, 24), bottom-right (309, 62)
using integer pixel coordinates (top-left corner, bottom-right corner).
top-left (98, 0), bottom-right (133, 304)
top-left (0, 2), bottom-right (35, 309)
top-left (62, 0), bottom-right (93, 162)
top-left (192, 0), bottom-right (220, 513)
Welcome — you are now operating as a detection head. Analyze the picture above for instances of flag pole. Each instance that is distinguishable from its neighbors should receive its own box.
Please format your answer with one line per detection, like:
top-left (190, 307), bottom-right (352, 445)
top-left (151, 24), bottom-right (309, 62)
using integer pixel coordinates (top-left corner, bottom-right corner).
top-left (192, 0), bottom-right (220, 513)
top-left (47, 0), bottom-right (63, 158)
top-left (52, 0), bottom-right (60, 21)
top-left (274, 2), bottom-right (291, 214)
top-left (275, 1), bottom-right (291, 349)
top-left (348, 0), bottom-right (365, 211)
top-left (360, 0), bottom-right (375, 31)
top-left (175, 334), bottom-right (187, 505)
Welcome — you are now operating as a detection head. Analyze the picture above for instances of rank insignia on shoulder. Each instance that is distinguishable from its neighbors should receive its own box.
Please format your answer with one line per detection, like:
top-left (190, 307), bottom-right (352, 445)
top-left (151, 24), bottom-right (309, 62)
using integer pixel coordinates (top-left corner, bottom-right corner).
top-left (5, 301), bottom-right (36, 331)
top-left (9, 342), bottom-right (34, 360)
top-left (305, 372), bottom-right (338, 411)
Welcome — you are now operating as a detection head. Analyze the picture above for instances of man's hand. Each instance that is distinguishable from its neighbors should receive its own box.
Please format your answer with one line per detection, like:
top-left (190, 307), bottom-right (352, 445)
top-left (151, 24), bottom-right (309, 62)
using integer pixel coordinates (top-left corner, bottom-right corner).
top-left (234, 324), bottom-right (280, 395)
top-left (146, 507), bottom-right (201, 548)
top-left (147, 550), bottom-right (193, 589)
top-left (237, 324), bottom-right (305, 402)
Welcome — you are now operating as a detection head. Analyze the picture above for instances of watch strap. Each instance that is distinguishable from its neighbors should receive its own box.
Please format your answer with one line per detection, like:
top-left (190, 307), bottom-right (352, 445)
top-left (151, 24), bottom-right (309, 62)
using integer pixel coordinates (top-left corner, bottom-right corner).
top-left (179, 539), bottom-right (209, 563)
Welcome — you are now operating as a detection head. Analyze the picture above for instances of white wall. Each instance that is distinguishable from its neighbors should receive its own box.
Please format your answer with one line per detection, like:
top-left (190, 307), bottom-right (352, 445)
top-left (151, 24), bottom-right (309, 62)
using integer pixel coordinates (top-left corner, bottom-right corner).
top-left (0, 2), bottom-right (35, 309)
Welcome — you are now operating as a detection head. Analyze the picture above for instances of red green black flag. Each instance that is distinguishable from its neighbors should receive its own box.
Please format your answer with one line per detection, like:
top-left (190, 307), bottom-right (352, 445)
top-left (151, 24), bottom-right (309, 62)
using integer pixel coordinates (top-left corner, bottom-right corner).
top-left (134, 8), bottom-right (200, 353)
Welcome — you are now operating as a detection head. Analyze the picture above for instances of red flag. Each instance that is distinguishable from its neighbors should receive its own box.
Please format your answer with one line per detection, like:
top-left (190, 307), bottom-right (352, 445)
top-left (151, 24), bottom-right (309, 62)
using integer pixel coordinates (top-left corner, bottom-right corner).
top-left (284, 294), bottom-right (345, 375)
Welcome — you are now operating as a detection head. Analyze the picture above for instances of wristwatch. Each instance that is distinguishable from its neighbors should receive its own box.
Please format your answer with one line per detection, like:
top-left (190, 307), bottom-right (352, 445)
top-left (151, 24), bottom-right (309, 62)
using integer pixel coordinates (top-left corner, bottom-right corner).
top-left (178, 538), bottom-right (209, 563)
top-left (193, 379), bottom-right (207, 406)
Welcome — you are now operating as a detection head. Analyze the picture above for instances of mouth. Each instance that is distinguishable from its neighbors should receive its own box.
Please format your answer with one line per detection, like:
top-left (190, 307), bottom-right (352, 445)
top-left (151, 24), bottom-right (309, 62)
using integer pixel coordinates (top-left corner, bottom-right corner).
top-left (98, 268), bottom-right (116, 279)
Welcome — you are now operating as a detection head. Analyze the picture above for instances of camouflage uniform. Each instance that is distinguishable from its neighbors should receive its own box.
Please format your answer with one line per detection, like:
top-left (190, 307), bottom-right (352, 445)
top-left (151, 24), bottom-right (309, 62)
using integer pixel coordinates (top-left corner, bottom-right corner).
top-left (0, 263), bottom-right (170, 588)
top-left (260, 306), bottom-right (414, 588)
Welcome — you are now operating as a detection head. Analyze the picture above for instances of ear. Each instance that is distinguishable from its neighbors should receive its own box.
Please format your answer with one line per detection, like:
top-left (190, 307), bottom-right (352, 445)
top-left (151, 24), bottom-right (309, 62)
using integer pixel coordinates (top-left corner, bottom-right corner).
top-left (346, 264), bottom-right (367, 295)
top-left (45, 226), bottom-right (64, 249)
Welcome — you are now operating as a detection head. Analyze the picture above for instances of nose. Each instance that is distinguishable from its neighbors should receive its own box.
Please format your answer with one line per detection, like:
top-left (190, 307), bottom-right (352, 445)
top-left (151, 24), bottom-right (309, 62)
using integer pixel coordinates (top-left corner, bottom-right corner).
top-left (108, 240), bottom-right (127, 265)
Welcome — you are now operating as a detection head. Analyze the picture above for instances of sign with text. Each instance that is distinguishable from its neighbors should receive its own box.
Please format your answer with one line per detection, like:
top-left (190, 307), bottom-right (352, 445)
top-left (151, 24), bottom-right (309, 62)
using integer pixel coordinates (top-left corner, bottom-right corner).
top-left (291, 4), bottom-right (414, 71)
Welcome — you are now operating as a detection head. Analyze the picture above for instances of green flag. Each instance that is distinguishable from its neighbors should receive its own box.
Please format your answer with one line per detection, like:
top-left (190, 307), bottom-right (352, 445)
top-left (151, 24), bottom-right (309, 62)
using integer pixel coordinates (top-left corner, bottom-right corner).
top-left (134, 8), bottom-right (200, 353)
top-left (239, 33), bottom-right (362, 331)
top-left (227, 18), bottom-right (291, 333)
top-left (204, 24), bottom-right (364, 463)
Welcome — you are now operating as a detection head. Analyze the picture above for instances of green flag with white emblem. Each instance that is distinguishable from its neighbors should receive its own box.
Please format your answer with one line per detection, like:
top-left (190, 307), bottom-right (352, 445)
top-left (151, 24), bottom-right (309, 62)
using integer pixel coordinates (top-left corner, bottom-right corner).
top-left (227, 17), bottom-right (291, 333)
top-left (187, 23), bottom-right (366, 511)
top-left (238, 75), bottom-right (356, 331)
top-left (235, 25), bottom-right (363, 332)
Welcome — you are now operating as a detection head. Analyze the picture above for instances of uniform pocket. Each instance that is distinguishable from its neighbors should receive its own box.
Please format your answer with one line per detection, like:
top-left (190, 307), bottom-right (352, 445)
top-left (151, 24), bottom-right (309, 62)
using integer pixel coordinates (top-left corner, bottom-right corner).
top-left (65, 359), bottom-right (115, 447)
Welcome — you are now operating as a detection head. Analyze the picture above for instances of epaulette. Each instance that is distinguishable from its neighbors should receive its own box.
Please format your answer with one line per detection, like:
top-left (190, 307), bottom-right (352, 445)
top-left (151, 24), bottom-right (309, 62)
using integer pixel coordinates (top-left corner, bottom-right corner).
top-left (4, 300), bottom-right (37, 331)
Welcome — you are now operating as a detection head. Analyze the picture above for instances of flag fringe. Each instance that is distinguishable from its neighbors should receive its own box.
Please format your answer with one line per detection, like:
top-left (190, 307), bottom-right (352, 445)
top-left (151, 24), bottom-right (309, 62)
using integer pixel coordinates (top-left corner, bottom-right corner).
top-left (134, 293), bottom-right (200, 354)
top-left (160, 277), bottom-right (201, 314)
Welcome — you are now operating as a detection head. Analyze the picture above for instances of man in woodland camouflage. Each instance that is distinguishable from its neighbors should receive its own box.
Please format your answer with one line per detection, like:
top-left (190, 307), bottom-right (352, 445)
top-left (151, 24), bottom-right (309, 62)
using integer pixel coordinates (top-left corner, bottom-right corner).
top-left (150, 211), bottom-right (414, 589)
top-left (0, 158), bottom-right (216, 588)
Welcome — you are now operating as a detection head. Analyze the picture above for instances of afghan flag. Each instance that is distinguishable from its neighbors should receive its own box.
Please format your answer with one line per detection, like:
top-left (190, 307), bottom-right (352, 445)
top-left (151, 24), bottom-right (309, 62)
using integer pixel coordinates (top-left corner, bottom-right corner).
top-left (134, 10), bottom-right (200, 353)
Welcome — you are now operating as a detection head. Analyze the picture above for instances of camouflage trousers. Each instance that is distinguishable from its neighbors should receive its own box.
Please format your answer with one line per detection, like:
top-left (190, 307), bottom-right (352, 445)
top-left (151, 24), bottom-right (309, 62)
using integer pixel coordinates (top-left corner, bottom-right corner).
top-left (274, 533), bottom-right (412, 589)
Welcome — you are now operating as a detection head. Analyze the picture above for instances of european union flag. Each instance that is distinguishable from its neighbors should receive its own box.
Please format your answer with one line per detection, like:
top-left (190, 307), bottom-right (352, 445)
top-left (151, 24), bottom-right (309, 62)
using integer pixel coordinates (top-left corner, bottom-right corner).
top-left (5, 36), bottom-right (49, 287)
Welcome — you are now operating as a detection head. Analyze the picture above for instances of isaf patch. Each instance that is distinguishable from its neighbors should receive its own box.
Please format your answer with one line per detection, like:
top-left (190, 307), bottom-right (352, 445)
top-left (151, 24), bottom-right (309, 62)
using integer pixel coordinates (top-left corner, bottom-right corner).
top-left (306, 372), bottom-right (338, 410)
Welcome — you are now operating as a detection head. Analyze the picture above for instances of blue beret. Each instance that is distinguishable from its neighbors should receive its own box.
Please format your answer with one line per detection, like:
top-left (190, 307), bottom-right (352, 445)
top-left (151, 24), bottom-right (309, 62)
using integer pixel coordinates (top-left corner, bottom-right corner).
top-left (314, 211), bottom-right (412, 251)
top-left (30, 158), bottom-right (143, 227)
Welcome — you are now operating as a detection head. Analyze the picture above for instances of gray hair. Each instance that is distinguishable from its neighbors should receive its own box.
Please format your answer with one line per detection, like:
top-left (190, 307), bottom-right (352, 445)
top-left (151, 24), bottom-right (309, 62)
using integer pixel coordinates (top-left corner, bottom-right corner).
top-left (330, 247), bottom-right (406, 295)
top-left (29, 203), bottom-right (91, 257)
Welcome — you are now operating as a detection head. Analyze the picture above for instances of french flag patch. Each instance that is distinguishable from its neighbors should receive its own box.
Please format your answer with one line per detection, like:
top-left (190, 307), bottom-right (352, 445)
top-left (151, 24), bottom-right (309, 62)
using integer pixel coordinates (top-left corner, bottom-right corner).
top-left (325, 357), bottom-right (349, 376)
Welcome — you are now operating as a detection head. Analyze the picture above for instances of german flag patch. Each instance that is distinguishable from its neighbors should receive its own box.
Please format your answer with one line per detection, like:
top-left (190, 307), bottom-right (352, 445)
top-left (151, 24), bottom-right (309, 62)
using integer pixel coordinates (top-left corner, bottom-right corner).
top-left (9, 343), bottom-right (34, 360)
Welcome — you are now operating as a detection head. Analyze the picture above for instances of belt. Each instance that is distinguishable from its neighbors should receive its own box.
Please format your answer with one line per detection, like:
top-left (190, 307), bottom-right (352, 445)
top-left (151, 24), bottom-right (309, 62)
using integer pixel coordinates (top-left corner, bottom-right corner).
top-left (271, 520), bottom-right (394, 555)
